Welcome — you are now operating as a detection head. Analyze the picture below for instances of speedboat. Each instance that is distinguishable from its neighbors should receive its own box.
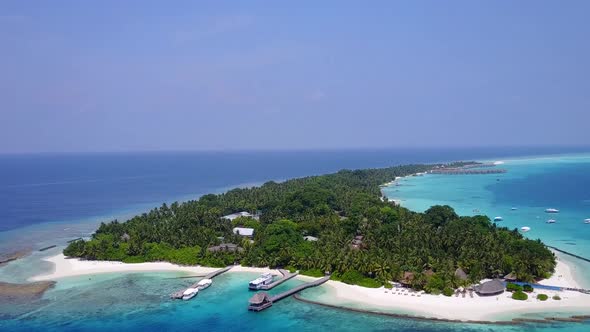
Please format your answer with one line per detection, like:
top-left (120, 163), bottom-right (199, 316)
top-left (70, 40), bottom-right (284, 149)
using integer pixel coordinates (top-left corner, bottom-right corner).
top-left (545, 208), bottom-right (559, 213)
top-left (511, 207), bottom-right (517, 211)
top-left (585, 219), bottom-right (590, 224)
top-left (546, 219), bottom-right (556, 224)
top-left (521, 226), bottom-right (531, 232)
top-left (494, 216), bottom-right (503, 222)
top-left (248, 273), bottom-right (274, 290)
top-left (182, 287), bottom-right (198, 300)
top-left (196, 279), bottom-right (212, 290)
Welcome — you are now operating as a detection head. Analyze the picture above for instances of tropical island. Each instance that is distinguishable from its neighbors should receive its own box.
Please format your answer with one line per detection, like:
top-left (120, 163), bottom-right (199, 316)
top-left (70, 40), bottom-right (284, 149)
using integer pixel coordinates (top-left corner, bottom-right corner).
top-left (62, 162), bottom-right (557, 294)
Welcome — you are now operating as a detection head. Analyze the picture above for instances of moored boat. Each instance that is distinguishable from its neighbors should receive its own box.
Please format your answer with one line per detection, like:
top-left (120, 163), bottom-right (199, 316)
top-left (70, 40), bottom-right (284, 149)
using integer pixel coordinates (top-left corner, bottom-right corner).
top-left (182, 287), bottom-right (198, 300)
top-left (521, 226), bottom-right (531, 232)
top-left (546, 219), bottom-right (556, 224)
top-left (196, 279), bottom-right (212, 290)
top-left (248, 273), bottom-right (274, 290)
top-left (545, 208), bottom-right (559, 213)
top-left (585, 219), bottom-right (590, 224)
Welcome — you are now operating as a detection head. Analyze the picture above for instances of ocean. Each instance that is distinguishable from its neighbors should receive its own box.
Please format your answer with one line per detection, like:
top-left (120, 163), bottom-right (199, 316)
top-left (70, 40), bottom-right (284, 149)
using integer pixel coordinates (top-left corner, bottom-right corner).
top-left (1, 148), bottom-right (590, 331)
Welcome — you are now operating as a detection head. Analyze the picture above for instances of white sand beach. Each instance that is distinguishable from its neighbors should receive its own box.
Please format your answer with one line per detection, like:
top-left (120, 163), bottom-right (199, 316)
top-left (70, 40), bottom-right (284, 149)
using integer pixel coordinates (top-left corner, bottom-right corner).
top-left (311, 256), bottom-right (589, 322)
top-left (32, 253), bottom-right (589, 322)
top-left (30, 254), bottom-right (277, 282)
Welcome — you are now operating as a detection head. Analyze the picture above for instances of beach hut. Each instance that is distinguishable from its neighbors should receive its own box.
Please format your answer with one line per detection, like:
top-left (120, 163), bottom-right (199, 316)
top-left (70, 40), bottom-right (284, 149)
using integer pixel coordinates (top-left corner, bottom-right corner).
top-left (454, 268), bottom-right (468, 281)
top-left (503, 272), bottom-right (517, 282)
top-left (474, 279), bottom-right (505, 296)
top-left (233, 227), bottom-right (255, 238)
top-left (248, 292), bottom-right (272, 311)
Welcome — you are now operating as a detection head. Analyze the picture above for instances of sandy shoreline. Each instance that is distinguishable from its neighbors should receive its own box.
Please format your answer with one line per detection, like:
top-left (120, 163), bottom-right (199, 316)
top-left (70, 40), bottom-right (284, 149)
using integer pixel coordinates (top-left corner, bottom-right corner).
top-left (308, 253), bottom-right (589, 322)
top-left (31, 252), bottom-right (589, 322)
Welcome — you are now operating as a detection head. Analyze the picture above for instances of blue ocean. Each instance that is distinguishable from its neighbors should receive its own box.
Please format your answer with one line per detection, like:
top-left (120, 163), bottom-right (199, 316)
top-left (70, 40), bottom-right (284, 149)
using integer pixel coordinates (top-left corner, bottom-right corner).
top-left (1, 148), bottom-right (590, 331)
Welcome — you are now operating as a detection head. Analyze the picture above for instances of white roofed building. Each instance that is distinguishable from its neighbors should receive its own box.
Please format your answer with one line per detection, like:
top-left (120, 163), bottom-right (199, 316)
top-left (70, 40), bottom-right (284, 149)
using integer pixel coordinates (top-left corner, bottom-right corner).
top-left (233, 227), bottom-right (255, 237)
top-left (222, 211), bottom-right (260, 221)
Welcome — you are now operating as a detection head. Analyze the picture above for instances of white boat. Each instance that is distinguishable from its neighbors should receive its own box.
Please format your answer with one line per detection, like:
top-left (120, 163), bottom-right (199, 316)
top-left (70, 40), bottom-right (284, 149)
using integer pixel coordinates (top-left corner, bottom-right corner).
top-left (511, 207), bottom-right (517, 211)
top-left (546, 219), bottom-right (556, 224)
top-left (182, 287), bottom-right (198, 300)
top-left (521, 226), bottom-right (531, 232)
top-left (248, 273), bottom-right (274, 290)
top-left (494, 216), bottom-right (503, 222)
top-left (585, 219), bottom-right (590, 224)
top-left (545, 208), bottom-right (559, 213)
top-left (196, 279), bottom-right (212, 290)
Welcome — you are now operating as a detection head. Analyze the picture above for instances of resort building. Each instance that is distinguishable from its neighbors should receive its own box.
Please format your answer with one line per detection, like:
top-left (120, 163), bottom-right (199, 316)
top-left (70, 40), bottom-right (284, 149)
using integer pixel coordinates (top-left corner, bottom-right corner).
top-left (222, 211), bottom-right (260, 221)
top-left (474, 279), bottom-right (505, 296)
top-left (233, 227), bottom-right (254, 238)
top-left (248, 292), bottom-right (272, 311)
top-left (454, 268), bottom-right (468, 281)
top-left (303, 236), bottom-right (318, 242)
top-left (207, 243), bottom-right (243, 253)
top-left (503, 272), bottom-right (517, 282)
top-left (351, 235), bottom-right (364, 249)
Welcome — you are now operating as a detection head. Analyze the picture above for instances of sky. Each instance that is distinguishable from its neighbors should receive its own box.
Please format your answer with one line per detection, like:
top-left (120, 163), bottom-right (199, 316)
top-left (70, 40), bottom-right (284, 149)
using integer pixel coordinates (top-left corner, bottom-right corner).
top-left (1, 1), bottom-right (589, 153)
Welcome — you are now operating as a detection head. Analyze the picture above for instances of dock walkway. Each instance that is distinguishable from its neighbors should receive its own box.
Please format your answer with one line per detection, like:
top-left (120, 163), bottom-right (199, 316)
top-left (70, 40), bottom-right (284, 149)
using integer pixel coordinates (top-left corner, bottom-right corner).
top-left (170, 265), bottom-right (233, 299)
top-left (258, 269), bottom-right (299, 290)
top-left (248, 275), bottom-right (330, 311)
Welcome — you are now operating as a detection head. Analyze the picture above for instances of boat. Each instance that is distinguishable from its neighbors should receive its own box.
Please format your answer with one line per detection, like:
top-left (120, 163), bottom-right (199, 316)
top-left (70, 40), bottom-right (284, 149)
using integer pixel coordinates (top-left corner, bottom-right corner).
top-left (494, 216), bottom-right (503, 222)
top-left (248, 273), bottom-right (274, 290)
top-left (511, 207), bottom-right (517, 211)
top-left (546, 219), bottom-right (556, 224)
top-left (521, 226), bottom-right (531, 232)
top-left (196, 279), bottom-right (212, 290)
top-left (181, 287), bottom-right (198, 300)
top-left (545, 208), bottom-right (559, 213)
top-left (585, 219), bottom-right (590, 224)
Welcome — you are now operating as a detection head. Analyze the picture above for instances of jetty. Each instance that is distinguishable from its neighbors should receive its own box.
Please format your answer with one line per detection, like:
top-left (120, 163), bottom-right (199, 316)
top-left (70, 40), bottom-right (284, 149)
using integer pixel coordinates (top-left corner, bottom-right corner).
top-left (170, 265), bottom-right (233, 299)
top-left (248, 274), bottom-right (330, 311)
top-left (257, 269), bottom-right (299, 290)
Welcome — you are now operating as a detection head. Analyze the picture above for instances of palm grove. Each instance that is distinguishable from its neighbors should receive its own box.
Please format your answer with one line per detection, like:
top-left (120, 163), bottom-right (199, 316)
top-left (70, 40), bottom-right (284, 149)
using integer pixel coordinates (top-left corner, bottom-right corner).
top-left (64, 163), bottom-right (555, 293)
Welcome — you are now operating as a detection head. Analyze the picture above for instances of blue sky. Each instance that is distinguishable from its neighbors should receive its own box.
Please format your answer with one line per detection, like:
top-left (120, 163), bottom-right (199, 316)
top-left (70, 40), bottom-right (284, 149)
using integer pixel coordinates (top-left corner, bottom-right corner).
top-left (1, 1), bottom-right (589, 152)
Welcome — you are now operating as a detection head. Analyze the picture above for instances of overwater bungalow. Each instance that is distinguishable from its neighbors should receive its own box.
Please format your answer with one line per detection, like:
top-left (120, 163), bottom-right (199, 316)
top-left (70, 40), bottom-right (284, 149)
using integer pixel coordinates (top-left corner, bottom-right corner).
top-left (248, 292), bottom-right (272, 311)
top-left (474, 279), bottom-right (505, 296)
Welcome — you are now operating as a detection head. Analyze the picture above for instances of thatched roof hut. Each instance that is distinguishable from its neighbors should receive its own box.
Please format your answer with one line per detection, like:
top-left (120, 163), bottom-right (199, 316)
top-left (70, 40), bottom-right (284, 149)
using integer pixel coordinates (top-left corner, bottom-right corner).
top-left (454, 268), bottom-right (468, 281)
top-left (249, 292), bottom-right (271, 305)
top-left (401, 272), bottom-right (414, 285)
top-left (503, 272), bottom-right (517, 281)
top-left (474, 279), bottom-right (504, 296)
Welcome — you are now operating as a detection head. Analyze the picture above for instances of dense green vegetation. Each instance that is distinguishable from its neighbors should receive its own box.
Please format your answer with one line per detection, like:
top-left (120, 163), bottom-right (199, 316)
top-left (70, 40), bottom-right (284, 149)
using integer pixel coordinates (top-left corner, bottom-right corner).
top-left (537, 294), bottom-right (548, 301)
top-left (64, 162), bottom-right (556, 291)
top-left (512, 291), bottom-right (528, 301)
top-left (523, 284), bottom-right (534, 293)
top-left (506, 283), bottom-right (523, 292)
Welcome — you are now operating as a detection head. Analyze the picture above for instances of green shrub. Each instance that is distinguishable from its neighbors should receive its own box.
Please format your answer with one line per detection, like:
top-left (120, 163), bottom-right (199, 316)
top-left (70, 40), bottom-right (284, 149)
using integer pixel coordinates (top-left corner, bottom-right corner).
top-left (523, 284), bottom-right (534, 293)
top-left (384, 282), bottom-right (393, 289)
top-left (442, 287), bottom-right (454, 297)
top-left (552, 295), bottom-right (561, 300)
top-left (536, 294), bottom-right (548, 301)
top-left (300, 269), bottom-right (324, 277)
top-left (512, 291), bottom-right (528, 301)
top-left (339, 270), bottom-right (382, 288)
top-left (506, 283), bottom-right (523, 292)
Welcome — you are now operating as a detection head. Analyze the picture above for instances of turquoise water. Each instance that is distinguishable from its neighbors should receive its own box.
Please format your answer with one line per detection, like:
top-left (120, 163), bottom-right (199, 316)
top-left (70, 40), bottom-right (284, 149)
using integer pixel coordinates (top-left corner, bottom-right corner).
top-left (384, 153), bottom-right (590, 288)
top-left (2, 151), bottom-right (590, 331)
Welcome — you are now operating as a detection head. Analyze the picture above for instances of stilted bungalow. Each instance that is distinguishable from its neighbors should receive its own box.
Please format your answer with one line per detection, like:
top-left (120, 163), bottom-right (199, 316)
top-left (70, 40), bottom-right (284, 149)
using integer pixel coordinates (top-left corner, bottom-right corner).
top-left (248, 292), bottom-right (272, 311)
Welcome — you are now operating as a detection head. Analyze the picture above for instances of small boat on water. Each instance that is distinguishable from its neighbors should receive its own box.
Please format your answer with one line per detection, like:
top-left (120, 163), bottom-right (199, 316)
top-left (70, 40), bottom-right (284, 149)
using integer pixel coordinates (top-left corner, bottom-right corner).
top-left (511, 207), bottom-right (517, 211)
top-left (585, 219), bottom-right (590, 224)
top-left (545, 208), bottom-right (559, 213)
top-left (546, 219), bottom-right (556, 224)
top-left (521, 226), bottom-right (531, 232)
top-left (248, 273), bottom-right (274, 290)
top-left (494, 216), bottom-right (503, 222)
top-left (196, 279), bottom-right (212, 290)
top-left (182, 287), bottom-right (198, 301)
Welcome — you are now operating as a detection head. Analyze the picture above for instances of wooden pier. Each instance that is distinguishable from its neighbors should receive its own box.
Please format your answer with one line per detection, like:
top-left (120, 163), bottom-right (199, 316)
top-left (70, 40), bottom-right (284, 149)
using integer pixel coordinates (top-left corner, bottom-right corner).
top-left (248, 274), bottom-right (330, 311)
top-left (257, 269), bottom-right (299, 290)
top-left (170, 265), bottom-right (233, 299)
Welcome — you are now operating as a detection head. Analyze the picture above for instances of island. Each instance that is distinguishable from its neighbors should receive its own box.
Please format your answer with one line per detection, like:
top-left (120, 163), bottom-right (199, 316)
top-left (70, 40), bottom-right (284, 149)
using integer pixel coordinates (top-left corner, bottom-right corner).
top-left (49, 162), bottom-right (590, 322)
